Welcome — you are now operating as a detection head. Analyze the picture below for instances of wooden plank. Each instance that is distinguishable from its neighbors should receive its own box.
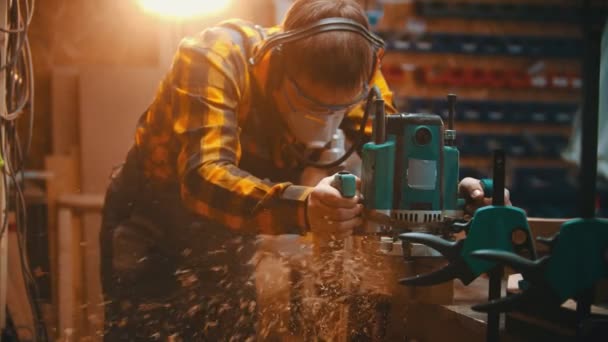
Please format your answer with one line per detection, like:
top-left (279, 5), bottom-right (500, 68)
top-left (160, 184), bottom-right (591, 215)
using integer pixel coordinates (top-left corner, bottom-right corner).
top-left (44, 153), bottom-right (81, 339)
top-left (6, 225), bottom-right (36, 341)
top-left (82, 212), bottom-right (103, 341)
top-left (50, 68), bottom-right (80, 155)
top-left (56, 207), bottom-right (89, 341)
top-left (527, 217), bottom-right (567, 241)
top-left (55, 194), bottom-right (106, 342)
top-left (57, 207), bottom-right (76, 341)
top-left (57, 194), bottom-right (104, 211)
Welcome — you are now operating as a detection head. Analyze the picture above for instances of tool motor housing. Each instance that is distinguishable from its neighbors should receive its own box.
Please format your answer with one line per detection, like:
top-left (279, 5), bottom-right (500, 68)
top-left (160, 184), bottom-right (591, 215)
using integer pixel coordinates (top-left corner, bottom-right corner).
top-left (362, 112), bottom-right (461, 233)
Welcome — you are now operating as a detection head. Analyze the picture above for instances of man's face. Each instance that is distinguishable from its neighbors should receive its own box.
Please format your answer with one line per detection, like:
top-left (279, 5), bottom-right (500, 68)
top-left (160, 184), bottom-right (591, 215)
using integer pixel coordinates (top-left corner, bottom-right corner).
top-left (275, 74), bottom-right (368, 148)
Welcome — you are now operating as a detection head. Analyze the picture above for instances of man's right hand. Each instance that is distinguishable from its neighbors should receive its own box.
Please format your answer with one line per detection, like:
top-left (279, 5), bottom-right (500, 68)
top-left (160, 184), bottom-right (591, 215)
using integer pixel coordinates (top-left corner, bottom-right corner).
top-left (306, 175), bottom-right (363, 240)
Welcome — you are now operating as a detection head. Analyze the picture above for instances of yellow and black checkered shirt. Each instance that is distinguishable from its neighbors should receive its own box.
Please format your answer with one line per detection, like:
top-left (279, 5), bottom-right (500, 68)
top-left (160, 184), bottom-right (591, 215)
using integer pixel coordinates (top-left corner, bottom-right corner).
top-left (134, 19), bottom-right (396, 236)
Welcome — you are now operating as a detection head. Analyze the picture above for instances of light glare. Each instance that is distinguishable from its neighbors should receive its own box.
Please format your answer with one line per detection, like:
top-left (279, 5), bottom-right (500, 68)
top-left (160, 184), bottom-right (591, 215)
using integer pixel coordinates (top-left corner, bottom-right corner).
top-left (138, 0), bottom-right (231, 19)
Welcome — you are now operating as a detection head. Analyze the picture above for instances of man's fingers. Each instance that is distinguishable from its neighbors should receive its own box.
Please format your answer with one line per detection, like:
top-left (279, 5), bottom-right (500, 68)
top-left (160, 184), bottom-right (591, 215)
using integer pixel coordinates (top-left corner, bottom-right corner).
top-left (321, 204), bottom-right (363, 221)
top-left (460, 178), bottom-right (511, 202)
top-left (481, 189), bottom-right (511, 206)
top-left (307, 175), bottom-right (367, 239)
top-left (504, 189), bottom-right (511, 205)
top-left (317, 174), bottom-right (362, 208)
top-left (317, 188), bottom-right (360, 208)
top-left (465, 189), bottom-right (512, 214)
top-left (459, 177), bottom-right (485, 199)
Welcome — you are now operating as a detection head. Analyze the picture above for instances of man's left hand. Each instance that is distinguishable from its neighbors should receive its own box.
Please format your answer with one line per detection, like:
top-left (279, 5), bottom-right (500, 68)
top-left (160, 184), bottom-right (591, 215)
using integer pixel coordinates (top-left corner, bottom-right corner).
top-left (458, 177), bottom-right (511, 216)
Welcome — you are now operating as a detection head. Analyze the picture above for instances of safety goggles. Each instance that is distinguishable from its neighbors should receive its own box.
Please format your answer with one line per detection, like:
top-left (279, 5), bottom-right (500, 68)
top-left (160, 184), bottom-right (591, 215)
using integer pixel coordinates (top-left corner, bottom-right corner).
top-left (282, 75), bottom-right (369, 116)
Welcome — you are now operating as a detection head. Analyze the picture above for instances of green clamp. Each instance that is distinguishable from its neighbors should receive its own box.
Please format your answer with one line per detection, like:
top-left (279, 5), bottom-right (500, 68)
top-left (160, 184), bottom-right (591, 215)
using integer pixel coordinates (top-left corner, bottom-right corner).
top-left (479, 178), bottom-right (493, 198)
top-left (461, 206), bottom-right (536, 279)
top-left (470, 218), bottom-right (608, 312)
top-left (332, 171), bottom-right (357, 198)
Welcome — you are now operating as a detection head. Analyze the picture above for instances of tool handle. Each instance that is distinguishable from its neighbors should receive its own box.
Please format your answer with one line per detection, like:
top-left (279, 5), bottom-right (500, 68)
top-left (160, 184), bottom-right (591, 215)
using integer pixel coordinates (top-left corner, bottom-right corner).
top-left (451, 219), bottom-right (471, 233)
top-left (479, 178), bottom-right (494, 198)
top-left (492, 149), bottom-right (506, 206)
top-left (455, 179), bottom-right (492, 210)
top-left (447, 93), bottom-right (457, 131)
top-left (331, 171), bottom-right (357, 198)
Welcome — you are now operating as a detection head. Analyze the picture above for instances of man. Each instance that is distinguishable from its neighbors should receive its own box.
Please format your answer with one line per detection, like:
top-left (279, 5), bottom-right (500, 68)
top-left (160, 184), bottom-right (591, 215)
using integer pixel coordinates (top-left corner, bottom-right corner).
top-left (100, 0), bottom-right (501, 340)
top-left (562, 18), bottom-right (608, 217)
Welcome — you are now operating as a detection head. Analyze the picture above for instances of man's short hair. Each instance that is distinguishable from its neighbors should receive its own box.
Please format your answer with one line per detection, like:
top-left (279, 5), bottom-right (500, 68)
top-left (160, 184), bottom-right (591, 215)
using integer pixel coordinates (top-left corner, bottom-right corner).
top-left (281, 0), bottom-right (374, 90)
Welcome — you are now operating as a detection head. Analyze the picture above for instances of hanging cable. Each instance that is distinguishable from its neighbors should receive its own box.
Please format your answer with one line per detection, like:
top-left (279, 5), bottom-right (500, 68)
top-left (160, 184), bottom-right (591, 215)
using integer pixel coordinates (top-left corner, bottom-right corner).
top-left (0, 1), bottom-right (47, 341)
top-left (286, 85), bottom-right (383, 169)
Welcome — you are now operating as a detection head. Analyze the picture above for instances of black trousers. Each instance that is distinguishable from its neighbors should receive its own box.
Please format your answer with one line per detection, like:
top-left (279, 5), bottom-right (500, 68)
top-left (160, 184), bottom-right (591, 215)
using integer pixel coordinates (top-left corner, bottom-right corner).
top-left (99, 148), bottom-right (258, 341)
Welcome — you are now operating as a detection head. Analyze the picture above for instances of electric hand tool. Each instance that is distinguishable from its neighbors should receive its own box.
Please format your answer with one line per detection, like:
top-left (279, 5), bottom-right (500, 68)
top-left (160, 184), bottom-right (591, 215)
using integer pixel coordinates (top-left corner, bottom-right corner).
top-left (332, 93), bottom-right (494, 238)
top-left (398, 150), bottom-right (537, 286)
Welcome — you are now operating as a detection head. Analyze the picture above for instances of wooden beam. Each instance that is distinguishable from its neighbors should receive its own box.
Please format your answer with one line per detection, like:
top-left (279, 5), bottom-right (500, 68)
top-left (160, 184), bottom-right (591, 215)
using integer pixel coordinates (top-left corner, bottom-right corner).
top-left (44, 153), bottom-right (81, 340)
top-left (6, 219), bottom-right (36, 341)
top-left (55, 193), bottom-right (104, 341)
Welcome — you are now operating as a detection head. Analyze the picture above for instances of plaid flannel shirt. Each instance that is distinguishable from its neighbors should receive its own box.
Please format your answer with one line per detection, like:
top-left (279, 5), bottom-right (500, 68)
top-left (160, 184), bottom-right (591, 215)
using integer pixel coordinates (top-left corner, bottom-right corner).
top-left (134, 19), bottom-right (396, 235)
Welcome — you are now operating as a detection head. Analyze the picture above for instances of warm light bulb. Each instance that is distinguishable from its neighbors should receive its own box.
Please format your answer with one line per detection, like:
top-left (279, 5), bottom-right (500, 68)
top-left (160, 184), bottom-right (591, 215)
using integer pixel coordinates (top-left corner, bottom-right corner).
top-left (137, 0), bottom-right (231, 19)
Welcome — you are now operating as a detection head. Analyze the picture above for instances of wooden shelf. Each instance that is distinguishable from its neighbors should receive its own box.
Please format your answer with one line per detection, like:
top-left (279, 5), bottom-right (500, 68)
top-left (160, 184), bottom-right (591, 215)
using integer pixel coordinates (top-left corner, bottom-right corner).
top-left (375, 0), bottom-right (605, 31)
top-left (377, 0), bottom-right (586, 36)
top-left (407, 0), bottom-right (585, 7)
top-left (386, 18), bottom-right (581, 37)
top-left (372, 0), bottom-right (585, 200)
top-left (460, 156), bottom-right (573, 169)
top-left (383, 53), bottom-right (581, 73)
top-left (391, 84), bottom-right (581, 103)
top-left (454, 122), bottom-right (571, 135)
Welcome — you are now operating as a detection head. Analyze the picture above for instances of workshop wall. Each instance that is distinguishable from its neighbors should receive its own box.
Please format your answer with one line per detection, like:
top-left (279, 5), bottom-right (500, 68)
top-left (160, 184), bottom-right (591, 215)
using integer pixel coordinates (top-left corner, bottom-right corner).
top-left (22, 1), bottom-right (276, 339)
top-left (26, 0), bottom-right (276, 170)
top-left (364, 0), bottom-right (608, 218)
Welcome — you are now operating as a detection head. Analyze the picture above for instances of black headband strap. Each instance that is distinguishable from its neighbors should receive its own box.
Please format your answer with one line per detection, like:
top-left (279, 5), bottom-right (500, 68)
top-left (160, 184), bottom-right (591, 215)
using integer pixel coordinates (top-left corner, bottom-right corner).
top-left (249, 17), bottom-right (385, 66)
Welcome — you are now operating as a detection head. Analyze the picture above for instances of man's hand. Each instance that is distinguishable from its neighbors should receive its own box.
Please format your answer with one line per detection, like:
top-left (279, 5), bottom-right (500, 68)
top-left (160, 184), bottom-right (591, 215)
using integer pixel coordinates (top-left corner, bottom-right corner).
top-left (306, 175), bottom-right (363, 240)
top-left (459, 177), bottom-right (511, 216)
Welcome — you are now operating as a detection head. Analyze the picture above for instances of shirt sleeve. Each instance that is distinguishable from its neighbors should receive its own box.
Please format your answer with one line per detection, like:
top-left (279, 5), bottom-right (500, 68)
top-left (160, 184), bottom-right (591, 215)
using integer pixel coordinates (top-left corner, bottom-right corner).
top-left (341, 70), bottom-right (398, 139)
top-left (162, 27), bottom-right (313, 235)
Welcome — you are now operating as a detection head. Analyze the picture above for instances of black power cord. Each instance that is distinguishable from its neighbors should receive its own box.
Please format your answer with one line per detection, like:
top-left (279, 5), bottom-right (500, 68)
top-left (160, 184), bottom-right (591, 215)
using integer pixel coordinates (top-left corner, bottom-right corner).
top-left (286, 85), bottom-right (384, 169)
top-left (0, 1), bottom-right (46, 342)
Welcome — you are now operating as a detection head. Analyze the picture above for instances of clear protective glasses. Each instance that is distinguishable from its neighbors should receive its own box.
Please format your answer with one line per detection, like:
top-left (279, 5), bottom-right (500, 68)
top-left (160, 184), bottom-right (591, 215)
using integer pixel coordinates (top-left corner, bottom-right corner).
top-left (282, 75), bottom-right (369, 117)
